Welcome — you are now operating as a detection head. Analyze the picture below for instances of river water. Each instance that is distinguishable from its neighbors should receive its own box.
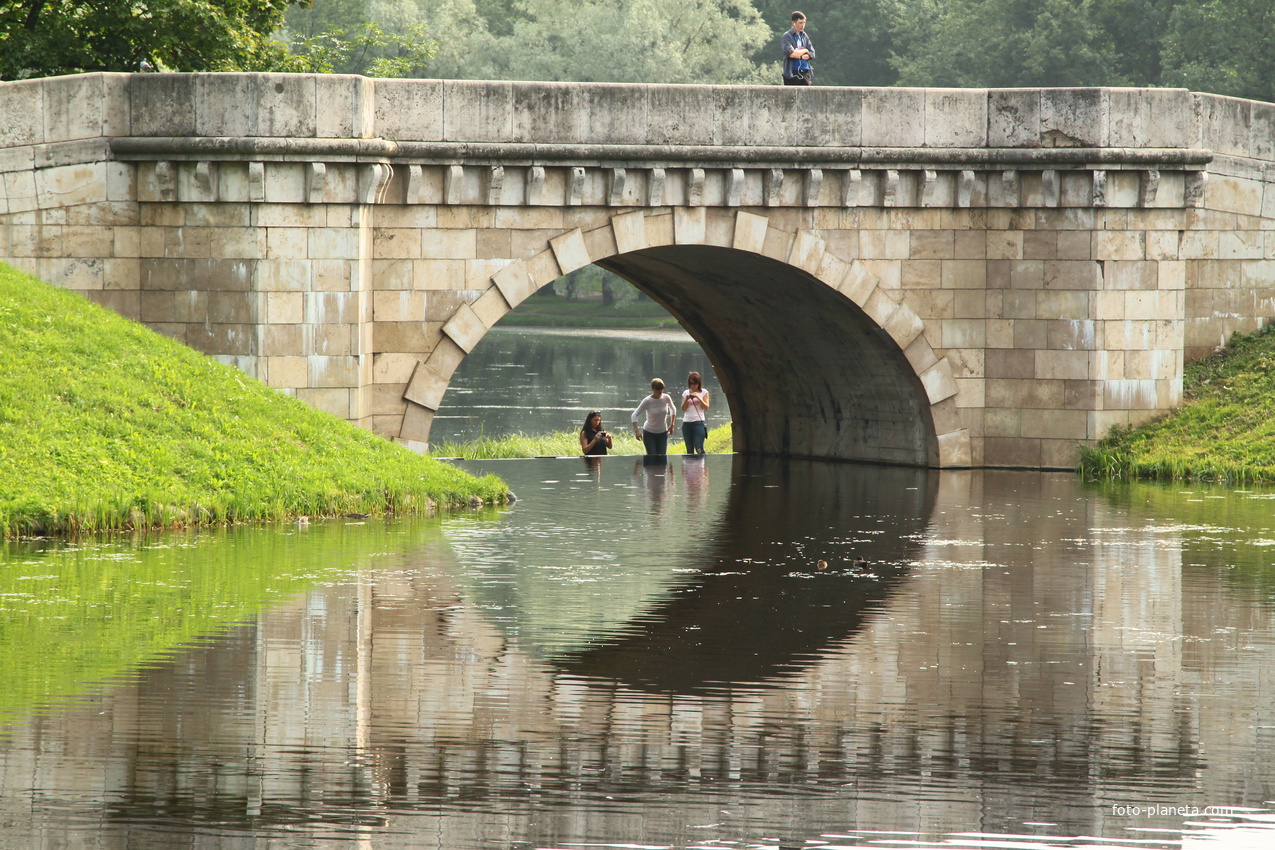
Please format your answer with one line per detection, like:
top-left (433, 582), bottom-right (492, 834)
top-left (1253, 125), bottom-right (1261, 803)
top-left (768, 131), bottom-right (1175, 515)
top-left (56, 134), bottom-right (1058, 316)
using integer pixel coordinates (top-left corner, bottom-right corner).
top-left (3, 329), bottom-right (1275, 848)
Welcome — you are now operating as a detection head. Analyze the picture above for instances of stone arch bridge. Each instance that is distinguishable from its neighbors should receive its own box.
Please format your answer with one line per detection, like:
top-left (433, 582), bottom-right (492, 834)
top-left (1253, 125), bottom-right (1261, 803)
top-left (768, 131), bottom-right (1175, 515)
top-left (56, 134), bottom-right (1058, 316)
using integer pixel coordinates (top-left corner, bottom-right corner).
top-left (3, 74), bottom-right (1275, 468)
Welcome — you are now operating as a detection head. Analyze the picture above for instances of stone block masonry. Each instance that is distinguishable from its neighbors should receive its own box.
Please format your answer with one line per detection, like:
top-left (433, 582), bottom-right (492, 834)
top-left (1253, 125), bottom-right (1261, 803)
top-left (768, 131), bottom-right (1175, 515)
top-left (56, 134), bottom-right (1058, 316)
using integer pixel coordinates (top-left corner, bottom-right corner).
top-left (3, 74), bottom-right (1275, 468)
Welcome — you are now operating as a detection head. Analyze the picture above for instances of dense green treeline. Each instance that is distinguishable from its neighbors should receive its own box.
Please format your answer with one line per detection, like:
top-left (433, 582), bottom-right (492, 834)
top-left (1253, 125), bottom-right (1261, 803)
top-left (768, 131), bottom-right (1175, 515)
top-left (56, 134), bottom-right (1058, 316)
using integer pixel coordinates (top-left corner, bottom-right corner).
top-left (753, 0), bottom-right (1275, 100)
top-left (6, 0), bottom-right (1275, 102)
top-left (291, 0), bottom-right (1275, 99)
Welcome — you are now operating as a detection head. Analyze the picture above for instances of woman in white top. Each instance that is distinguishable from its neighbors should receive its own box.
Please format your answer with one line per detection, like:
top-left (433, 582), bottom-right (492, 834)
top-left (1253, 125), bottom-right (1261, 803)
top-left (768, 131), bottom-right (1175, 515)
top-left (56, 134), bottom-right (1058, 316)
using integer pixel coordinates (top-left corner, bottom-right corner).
top-left (631, 378), bottom-right (677, 458)
top-left (680, 371), bottom-right (710, 455)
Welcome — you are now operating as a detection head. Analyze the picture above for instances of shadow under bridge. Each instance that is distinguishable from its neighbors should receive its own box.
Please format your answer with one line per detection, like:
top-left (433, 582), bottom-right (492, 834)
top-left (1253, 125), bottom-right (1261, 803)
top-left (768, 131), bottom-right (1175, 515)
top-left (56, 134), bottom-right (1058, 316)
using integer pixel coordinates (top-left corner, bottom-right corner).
top-left (600, 245), bottom-right (938, 466)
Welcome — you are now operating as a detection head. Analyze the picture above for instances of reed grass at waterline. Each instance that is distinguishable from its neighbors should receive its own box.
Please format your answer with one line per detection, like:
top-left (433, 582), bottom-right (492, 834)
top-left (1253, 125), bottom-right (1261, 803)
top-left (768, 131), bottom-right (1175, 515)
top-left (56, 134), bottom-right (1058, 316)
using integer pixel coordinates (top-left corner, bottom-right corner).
top-left (434, 423), bottom-right (734, 459)
top-left (0, 263), bottom-right (508, 537)
top-left (1077, 324), bottom-right (1275, 484)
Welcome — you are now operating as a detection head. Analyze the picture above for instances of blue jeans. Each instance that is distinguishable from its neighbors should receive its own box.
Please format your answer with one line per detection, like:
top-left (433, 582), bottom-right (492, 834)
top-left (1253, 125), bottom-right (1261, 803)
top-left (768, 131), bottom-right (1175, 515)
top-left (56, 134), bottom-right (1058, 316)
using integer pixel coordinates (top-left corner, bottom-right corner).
top-left (682, 420), bottom-right (707, 454)
top-left (642, 429), bottom-right (668, 457)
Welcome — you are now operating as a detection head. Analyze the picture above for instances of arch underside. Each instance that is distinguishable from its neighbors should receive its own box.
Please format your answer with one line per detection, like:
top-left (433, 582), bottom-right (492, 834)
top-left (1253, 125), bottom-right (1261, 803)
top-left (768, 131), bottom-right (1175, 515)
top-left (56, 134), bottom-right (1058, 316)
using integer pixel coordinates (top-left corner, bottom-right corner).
top-left (598, 246), bottom-right (939, 467)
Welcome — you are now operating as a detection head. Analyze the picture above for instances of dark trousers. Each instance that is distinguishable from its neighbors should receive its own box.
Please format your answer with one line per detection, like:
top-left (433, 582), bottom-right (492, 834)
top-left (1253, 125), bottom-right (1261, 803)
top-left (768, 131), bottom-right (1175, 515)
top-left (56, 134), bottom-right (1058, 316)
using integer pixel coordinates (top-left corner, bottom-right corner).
top-left (783, 72), bottom-right (811, 86)
top-left (642, 429), bottom-right (668, 457)
top-left (682, 421), bottom-right (707, 454)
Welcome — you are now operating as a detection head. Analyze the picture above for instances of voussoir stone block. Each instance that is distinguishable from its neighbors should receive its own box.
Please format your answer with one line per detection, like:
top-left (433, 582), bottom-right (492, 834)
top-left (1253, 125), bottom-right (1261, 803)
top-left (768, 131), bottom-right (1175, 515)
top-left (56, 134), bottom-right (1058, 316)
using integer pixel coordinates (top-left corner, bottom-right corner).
top-left (441, 302), bottom-right (485, 353)
top-left (921, 358), bottom-right (959, 404)
top-left (611, 211), bottom-right (648, 255)
top-left (733, 211), bottom-right (768, 254)
top-left (839, 260), bottom-right (879, 306)
top-left (788, 230), bottom-right (825, 275)
top-left (491, 259), bottom-right (537, 307)
top-left (674, 206), bottom-right (707, 245)
top-left (883, 303), bottom-right (926, 350)
top-left (549, 228), bottom-right (590, 274)
top-left (399, 400), bottom-right (435, 444)
top-left (863, 287), bottom-right (901, 328)
top-left (470, 286), bottom-right (510, 329)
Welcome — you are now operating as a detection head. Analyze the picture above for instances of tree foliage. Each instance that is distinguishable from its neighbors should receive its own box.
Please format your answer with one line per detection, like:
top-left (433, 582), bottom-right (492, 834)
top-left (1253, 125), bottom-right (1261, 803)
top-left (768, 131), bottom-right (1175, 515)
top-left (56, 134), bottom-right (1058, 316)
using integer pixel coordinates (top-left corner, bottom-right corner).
top-left (752, 0), bottom-right (899, 87)
top-left (0, 0), bottom-right (302, 79)
top-left (891, 0), bottom-right (1131, 88)
top-left (404, 0), bottom-right (772, 84)
top-left (5, 0), bottom-right (1275, 104)
top-left (283, 0), bottom-right (437, 76)
top-left (759, 0), bottom-right (1275, 101)
top-left (1160, 0), bottom-right (1275, 102)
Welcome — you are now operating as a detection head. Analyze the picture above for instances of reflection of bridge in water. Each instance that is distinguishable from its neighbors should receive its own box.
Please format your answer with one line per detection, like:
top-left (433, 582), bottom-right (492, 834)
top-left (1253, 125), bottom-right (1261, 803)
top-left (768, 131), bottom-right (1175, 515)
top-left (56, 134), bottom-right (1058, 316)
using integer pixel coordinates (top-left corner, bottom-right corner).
top-left (2, 465), bottom-right (1275, 847)
top-left (552, 457), bottom-right (935, 692)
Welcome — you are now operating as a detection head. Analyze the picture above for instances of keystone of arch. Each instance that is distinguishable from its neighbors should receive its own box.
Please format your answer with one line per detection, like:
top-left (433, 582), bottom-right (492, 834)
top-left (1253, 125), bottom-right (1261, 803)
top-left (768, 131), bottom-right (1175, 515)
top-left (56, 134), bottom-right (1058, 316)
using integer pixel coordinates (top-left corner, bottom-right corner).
top-left (410, 208), bottom-right (970, 468)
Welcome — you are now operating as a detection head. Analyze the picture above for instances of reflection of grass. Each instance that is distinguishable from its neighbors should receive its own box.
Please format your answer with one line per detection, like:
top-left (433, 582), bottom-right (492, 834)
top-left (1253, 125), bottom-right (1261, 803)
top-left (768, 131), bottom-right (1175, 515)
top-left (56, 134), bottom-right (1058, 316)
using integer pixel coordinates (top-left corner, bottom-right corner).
top-left (1089, 479), bottom-right (1275, 583)
top-left (0, 263), bottom-right (506, 537)
top-left (434, 423), bottom-right (734, 458)
top-left (1078, 325), bottom-right (1275, 483)
top-left (0, 519), bottom-right (429, 723)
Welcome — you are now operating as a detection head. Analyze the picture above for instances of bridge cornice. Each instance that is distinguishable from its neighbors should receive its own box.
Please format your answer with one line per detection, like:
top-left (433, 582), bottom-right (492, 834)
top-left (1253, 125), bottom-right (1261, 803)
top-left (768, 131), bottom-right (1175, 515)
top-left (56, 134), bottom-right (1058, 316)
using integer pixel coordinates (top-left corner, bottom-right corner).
top-left (108, 136), bottom-right (1214, 171)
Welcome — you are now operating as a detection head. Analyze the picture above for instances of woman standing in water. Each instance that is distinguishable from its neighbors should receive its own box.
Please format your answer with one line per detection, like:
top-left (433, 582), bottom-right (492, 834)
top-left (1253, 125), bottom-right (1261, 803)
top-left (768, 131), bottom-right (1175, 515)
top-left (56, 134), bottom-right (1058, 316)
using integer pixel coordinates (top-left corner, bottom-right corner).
top-left (680, 371), bottom-right (710, 455)
top-left (579, 411), bottom-right (613, 455)
top-left (631, 378), bottom-right (677, 458)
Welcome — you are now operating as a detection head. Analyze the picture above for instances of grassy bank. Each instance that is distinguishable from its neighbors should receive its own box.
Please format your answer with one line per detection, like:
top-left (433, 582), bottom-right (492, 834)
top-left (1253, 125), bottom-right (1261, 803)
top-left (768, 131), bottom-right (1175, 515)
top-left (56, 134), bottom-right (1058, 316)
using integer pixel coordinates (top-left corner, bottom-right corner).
top-left (1078, 325), bottom-right (1275, 483)
top-left (435, 422), bottom-right (734, 459)
top-left (0, 263), bottom-right (507, 537)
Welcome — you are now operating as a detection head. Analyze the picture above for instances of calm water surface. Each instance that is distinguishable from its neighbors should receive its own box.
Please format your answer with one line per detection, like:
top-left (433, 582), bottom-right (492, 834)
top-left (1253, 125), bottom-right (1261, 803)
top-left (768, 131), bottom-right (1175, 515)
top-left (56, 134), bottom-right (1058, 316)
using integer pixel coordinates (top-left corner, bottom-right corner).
top-left (430, 327), bottom-right (723, 443)
top-left (2, 457), bottom-right (1275, 848)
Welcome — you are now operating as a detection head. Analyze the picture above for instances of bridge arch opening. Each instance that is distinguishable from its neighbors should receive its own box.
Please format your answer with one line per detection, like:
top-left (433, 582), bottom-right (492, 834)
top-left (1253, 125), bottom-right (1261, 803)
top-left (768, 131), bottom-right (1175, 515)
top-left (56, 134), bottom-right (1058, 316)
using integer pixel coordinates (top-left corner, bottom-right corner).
top-left (596, 244), bottom-right (939, 466)
top-left (424, 223), bottom-right (951, 466)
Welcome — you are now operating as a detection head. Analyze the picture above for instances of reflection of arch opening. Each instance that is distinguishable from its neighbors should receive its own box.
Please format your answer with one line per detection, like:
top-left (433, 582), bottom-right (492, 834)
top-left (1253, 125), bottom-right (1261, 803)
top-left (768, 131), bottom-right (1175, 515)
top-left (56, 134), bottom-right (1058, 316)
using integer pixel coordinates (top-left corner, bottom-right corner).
top-left (549, 455), bottom-right (937, 693)
top-left (600, 246), bottom-right (938, 466)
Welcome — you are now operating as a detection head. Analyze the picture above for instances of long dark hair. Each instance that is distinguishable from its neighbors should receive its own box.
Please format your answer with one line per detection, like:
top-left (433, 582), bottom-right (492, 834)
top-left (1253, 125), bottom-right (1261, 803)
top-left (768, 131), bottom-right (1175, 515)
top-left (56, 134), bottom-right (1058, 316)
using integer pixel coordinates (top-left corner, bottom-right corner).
top-left (580, 411), bottom-right (602, 434)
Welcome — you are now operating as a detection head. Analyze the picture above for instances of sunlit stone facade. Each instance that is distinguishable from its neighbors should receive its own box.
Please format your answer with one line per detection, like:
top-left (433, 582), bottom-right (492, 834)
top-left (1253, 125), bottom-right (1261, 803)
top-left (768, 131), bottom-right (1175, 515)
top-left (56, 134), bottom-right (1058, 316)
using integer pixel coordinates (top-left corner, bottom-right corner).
top-left (2, 74), bottom-right (1275, 468)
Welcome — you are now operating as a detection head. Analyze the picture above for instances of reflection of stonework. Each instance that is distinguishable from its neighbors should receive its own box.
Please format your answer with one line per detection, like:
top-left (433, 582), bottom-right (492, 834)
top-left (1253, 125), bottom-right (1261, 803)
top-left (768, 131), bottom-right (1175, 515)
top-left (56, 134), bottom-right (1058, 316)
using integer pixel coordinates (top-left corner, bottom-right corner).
top-left (5, 76), bottom-right (1275, 467)
top-left (3, 474), bottom-right (1275, 846)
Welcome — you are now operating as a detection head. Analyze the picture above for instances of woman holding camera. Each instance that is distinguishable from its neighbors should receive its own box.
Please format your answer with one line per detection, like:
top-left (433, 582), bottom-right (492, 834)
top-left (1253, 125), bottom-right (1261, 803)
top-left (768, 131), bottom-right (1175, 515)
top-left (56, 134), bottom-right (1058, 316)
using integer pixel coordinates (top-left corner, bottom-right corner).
top-left (580, 411), bottom-right (613, 456)
top-left (681, 371), bottom-right (710, 455)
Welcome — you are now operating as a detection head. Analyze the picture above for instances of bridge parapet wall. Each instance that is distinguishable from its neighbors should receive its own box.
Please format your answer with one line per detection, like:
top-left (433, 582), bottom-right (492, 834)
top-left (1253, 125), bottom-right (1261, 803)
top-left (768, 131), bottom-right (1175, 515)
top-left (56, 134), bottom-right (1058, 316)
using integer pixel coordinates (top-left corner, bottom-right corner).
top-left (3, 74), bottom-right (1275, 467)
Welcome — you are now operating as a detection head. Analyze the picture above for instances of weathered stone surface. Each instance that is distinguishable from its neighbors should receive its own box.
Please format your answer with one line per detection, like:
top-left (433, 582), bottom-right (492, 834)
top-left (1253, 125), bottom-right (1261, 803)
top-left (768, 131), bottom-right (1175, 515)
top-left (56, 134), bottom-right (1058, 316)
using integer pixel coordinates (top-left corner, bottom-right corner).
top-left (925, 89), bottom-right (988, 148)
top-left (988, 90), bottom-right (1037, 148)
top-left (373, 78), bottom-right (442, 142)
top-left (6, 75), bottom-right (1275, 469)
top-left (1041, 88), bottom-right (1107, 148)
top-left (862, 88), bottom-right (924, 147)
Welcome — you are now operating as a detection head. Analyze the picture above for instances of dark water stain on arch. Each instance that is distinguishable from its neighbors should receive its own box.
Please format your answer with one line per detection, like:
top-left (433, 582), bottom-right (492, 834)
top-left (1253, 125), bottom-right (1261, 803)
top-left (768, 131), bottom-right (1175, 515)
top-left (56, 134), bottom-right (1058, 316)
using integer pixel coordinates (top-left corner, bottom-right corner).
top-left (599, 245), bottom-right (938, 466)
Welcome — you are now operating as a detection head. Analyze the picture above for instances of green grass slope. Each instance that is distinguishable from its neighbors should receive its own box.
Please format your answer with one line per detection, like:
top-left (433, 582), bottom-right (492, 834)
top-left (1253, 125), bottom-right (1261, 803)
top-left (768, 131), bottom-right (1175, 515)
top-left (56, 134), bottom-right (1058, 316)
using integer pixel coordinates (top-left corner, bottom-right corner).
top-left (1078, 324), bottom-right (1275, 483)
top-left (432, 422), bottom-right (734, 458)
top-left (0, 263), bottom-right (506, 536)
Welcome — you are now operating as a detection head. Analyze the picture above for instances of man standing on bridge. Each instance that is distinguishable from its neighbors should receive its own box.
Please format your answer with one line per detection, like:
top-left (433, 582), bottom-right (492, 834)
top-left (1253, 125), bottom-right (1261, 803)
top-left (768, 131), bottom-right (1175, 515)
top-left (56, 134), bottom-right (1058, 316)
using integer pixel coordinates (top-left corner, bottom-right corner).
top-left (782, 11), bottom-right (815, 85)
